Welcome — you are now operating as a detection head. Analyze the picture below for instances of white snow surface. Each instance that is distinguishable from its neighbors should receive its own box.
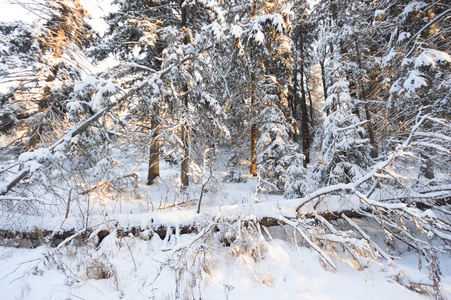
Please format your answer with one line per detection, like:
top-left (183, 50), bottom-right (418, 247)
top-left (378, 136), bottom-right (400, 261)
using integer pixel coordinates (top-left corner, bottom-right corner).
top-left (415, 49), bottom-right (451, 68)
top-left (374, 10), bottom-right (385, 18)
top-left (1, 158), bottom-right (450, 299)
top-left (231, 25), bottom-right (242, 39)
top-left (382, 49), bottom-right (397, 67)
top-left (1, 235), bottom-right (443, 300)
top-left (403, 70), bottom-right (427, 95)
top-left (400, 2), bottom-right (427, 19)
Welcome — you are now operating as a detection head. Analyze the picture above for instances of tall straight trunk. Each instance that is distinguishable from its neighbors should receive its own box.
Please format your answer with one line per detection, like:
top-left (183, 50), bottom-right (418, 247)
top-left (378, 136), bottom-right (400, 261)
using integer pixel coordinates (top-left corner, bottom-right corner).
top-left (180, 1), bottom-right (190, 187)
top-left (147, 105), bottom-right (160, 185)
top-left (299, 33), bottom-right (310, 167)
top-left (307, 84), bottom-right (314, 127)
top-left (320, 59), bottom-right (328, 115)
top-left (250, 124), bottom-right (257, 176)
top-left (181, 95), bottom-right (189, 187)
top-left (292, 53), bottom-right (299, 141)
top-left (354, 36), bottom-right (378, 158)
top-left (250, 76), bottom-right (257, 177)
top-left (249, 5), bottom-right (258, 177)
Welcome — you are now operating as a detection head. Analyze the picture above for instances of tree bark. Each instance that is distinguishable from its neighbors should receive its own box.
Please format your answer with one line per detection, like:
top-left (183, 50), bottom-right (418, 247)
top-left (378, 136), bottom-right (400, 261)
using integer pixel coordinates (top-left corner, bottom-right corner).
top-left (308, 85), bottom-right (314, 127)
top-left (291, 52), bottom-right (299, 141)
top-left (354, 36), bottom-right (378, 158)
top-left (420, 153), bottom-right (435, 180)
top-left (250, 76), bottom-right (258, 177)
top-left (180, 1), bottom-right (190, 188)
top-left (320, 59), bottom-right (328, 115)
top-left (147, 105), bottom-right (160, 185)
top-left (299, 32), bottom-right (310, 167)
top-left (27, 123), bottom-right (43, 151)
top-left (250, 123), bottom-right (257, 176)
top-left (181, 105), bottom-right (189, 187)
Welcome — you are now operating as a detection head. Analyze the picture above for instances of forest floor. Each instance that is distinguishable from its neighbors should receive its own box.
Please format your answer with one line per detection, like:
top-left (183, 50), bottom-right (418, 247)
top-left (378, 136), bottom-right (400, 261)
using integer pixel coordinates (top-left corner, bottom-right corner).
top-left (1, 157), bottom-right (451, 299)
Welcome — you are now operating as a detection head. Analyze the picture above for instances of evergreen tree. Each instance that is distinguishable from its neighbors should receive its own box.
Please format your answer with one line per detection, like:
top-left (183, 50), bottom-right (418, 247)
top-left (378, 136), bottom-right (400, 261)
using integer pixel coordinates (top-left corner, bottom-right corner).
top-left (291, 1), bottom-right (318, 166)
top-left (0, 21), bottom-right (39, 135)
top-left (375, 0), bottom-right (451, 181)
top-left (311, 0), bottom-right (375, 187)
top-left (91, 0), bottom-right (216, 187)
top-left (315, 81), bottom-right (372, 186)
top-left (257, 106), bottom-right (307, 197)
top-left (219, 0), bottom-right (298, 172)
top-left (0, 0), bottom-right (96, 152)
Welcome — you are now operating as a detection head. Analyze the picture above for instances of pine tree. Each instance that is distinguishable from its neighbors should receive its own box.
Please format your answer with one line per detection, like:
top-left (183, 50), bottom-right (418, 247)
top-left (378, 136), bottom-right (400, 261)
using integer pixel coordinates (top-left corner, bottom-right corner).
top-left (0, 21), bottom-right (39, 135)
top-left (0, 0), bottom-right (96, 153)
top-left (315, 81), bottom-right (372, 187)
top-left (257, 106), bottom-right (307, 197)
top-left (219, 0), bottom-right (296, 171)
top-left (91, 0), bottom-right (216, 187)
top-left (291, 1), bottom-right (318, 167)
top-left (375, 0), bottom-right (451, 181)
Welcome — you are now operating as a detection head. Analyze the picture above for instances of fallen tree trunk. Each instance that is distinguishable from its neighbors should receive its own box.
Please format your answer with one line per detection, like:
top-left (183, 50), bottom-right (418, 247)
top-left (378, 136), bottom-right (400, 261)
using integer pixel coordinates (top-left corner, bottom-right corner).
top-left (1, 189), bottom-right (450, 248)
top-left (0, 222), bottom-right (201, 248)
top-left (0, 208), bottom-right (367, 248)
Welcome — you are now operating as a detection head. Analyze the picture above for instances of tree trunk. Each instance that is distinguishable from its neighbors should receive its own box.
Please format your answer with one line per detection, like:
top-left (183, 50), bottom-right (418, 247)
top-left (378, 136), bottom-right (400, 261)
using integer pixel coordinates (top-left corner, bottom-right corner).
top-left (147, 106), bottom-right (160, 185)
top-left (180, 1), bottom-right (190, 188)
top-left (181, 101), bottom-right (189, 187)
top-left (27, 123), bottom-right (43, 151)
top-left (307, 85), bottom-right (314, 129)
top-left (250, 77), bottom-right (257, 177)
top-left (320, 59), bottom-right (328, 115)
top-left (420, 153), bottom-right (435, 180)
top-left (292, 53), bottom-right (299, 141)
top-left (250, 123), bottom-right (257, 176)
top-left (354, 36), bottom-right (378, 158)
top-left (364, 105), bottom-right (377, 158)
top-left (299, 32), bottom-right (310, 167)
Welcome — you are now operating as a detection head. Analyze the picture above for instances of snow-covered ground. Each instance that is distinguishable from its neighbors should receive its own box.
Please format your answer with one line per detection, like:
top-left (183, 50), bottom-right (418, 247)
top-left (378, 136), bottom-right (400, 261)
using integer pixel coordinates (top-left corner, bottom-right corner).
top-left (1, 229), bottom-right (449, 300)
top-left (1, 157), bottom-right (451, 299)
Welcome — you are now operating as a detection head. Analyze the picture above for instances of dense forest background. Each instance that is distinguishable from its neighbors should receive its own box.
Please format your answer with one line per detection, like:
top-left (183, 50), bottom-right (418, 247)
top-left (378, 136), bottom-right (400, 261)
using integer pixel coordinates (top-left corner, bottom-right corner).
top-left (0, 0), bottom-right (450, 299)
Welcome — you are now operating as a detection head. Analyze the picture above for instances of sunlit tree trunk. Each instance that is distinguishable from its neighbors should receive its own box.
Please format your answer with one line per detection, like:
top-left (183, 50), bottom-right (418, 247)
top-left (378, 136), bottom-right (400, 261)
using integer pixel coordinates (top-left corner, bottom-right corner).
top-left (250, 78), bottom-right (258, 177)
top-left (180, 1), bottom-right (190, 187)
top-left (320, 58), bottom-right (328, 114)
top-left (147, 105), bottom-right (160, 185)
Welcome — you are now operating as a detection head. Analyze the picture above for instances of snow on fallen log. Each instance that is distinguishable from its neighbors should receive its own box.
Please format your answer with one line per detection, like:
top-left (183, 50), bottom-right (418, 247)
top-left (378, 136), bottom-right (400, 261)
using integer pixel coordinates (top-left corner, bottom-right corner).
top-left (161, 218), bottom-right (218, 253)
top-left (0, 196), bottom-right (55, 205)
